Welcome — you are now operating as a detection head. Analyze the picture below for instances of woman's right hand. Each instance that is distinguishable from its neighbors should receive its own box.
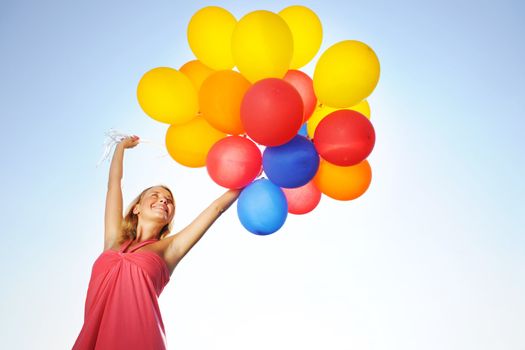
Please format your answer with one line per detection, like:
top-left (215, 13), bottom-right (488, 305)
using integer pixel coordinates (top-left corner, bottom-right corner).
top-left (118, 135), bottom-right (140, 149)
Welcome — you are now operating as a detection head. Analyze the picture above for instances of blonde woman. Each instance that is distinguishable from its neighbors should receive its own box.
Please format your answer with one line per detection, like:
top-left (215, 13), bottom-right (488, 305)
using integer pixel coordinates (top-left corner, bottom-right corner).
top-left (73, 135), bottom-right (241, 349)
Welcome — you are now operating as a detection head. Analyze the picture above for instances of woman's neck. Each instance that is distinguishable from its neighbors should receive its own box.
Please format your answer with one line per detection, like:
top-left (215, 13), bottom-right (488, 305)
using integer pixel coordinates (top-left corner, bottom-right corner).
top-left (134, 221), bottom-right (162, 242)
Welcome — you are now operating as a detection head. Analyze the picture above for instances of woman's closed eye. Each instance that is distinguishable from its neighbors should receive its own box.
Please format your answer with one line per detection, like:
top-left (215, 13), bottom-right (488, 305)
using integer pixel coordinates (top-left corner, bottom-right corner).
top-left (151, 193), bottom-right (173, 204)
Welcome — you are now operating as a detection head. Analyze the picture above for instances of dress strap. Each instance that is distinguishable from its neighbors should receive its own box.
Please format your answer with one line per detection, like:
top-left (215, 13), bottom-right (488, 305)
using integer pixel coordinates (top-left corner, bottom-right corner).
top-left (119, 239), bottom-right (134, 253)
top-left (126, 239), bottom-right (159, 253)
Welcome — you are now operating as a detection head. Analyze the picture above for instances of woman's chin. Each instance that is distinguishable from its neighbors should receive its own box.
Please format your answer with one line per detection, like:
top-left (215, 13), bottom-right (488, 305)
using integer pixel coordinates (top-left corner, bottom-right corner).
top-left (143, 212), bottom-right (168, 224)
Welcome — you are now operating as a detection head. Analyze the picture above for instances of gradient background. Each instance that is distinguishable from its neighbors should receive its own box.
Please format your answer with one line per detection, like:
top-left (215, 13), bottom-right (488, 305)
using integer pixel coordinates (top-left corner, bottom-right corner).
top-left (1, 0), bottom-right (524, 349)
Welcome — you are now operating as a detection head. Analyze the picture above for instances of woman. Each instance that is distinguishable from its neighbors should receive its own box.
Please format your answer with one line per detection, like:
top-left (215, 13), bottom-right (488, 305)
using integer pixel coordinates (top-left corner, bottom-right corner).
top-left (73, 135), bottom-right (241, 349)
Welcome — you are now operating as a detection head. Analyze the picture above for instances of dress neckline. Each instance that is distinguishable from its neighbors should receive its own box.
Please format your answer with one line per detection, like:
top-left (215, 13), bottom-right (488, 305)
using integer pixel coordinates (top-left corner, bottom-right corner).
top-left (119, 238), bottom-right (159, 254)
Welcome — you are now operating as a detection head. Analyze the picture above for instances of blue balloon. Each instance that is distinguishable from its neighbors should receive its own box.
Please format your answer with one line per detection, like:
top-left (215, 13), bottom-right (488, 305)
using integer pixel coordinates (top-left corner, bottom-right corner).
top-left (237, 179), bottom-right (288, 235)
top-left (298, 123), bottom-right (308, 137)
top-left (263, 135), bottom-right (320, 188)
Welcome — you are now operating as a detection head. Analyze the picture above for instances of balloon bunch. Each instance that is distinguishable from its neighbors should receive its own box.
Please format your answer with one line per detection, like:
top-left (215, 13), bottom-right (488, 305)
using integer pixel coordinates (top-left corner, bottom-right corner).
top-left (136, 5), bottom-right (380, 235)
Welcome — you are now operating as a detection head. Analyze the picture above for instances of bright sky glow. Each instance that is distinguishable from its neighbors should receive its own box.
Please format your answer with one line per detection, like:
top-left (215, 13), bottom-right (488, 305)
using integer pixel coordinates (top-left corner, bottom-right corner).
top-left (1, 1), bottom-right (524, 349)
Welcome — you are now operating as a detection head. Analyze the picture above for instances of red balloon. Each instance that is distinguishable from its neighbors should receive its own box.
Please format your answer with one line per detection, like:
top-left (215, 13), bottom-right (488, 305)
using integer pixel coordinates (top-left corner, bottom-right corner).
top-left (284, 70), bottom-right (317, 122)
top-left (240, 78), bottom-right (303, 146)
top-left (313, 110), bottom-right (375, 166)
top-left (282, 181), bottom-right (321, 214)
top-left (206, 136), bottom-right (262, 189)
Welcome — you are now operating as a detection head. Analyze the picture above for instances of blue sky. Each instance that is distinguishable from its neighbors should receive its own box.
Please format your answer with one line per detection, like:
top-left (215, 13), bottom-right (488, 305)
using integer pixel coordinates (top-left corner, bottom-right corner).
top-left (1, 0), bottom-right (524, 349)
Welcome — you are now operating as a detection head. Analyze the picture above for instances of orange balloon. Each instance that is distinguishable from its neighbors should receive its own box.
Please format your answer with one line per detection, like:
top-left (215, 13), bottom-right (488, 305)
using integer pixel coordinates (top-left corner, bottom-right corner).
top-left (313, 159), bottom-right (372, 200)
top-left (165, 117), bottom-right (226, 168)
top-left (199, 70), bottom-right (251, 135)
top-left (180, 60), bottom-right (215, 92)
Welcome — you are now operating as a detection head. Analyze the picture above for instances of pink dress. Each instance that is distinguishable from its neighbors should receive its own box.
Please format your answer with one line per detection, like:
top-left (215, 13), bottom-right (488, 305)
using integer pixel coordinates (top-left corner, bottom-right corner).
top-left (73, 239), bottom-right (171, 349)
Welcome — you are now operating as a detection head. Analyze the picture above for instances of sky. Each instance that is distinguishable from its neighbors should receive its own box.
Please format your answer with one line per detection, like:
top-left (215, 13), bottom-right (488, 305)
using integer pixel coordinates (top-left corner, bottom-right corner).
top-left (1, 0), bottom-right (524, 349)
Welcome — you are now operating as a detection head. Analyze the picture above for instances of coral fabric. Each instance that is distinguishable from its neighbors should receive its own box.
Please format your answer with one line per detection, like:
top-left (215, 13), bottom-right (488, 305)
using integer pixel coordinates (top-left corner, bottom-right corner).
top-left (72, 238), bottom-right (170, 349)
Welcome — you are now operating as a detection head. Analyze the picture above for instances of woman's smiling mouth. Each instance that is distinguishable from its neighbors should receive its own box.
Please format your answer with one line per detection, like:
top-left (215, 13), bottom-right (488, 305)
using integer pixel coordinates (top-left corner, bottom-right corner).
top-left (152, 205), bottom-right (167, 213)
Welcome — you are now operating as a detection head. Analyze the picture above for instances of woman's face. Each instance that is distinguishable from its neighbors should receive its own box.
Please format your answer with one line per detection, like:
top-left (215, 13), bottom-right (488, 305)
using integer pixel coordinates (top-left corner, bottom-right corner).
top-left (135, 187), bottom-right (175, 224)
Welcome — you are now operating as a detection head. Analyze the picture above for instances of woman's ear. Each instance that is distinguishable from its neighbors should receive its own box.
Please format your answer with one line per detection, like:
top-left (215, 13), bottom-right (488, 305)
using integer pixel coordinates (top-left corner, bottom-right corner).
top-left (133, 204), bottom-right (140, 215)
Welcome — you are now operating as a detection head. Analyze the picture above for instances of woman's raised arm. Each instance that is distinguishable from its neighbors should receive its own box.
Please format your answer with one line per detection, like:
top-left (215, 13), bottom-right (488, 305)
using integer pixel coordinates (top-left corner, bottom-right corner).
top-left (164, 189), bottom-right (242, 267)
top-left (104, 135), bottom-right (139, 250)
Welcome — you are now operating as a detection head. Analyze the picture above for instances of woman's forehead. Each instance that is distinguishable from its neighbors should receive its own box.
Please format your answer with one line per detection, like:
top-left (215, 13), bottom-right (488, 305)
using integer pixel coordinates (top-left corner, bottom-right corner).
top-left (146, 187), bottom-right (173, 198)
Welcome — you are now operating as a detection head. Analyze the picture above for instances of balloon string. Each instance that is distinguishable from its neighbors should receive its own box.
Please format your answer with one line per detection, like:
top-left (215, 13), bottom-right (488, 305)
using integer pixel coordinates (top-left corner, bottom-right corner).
top-left (139, 139), bottom-right (165, 148)
top-left (96, 128), bottom-right (168, 167)
top-left (139, 139), bottom-right (170, 159)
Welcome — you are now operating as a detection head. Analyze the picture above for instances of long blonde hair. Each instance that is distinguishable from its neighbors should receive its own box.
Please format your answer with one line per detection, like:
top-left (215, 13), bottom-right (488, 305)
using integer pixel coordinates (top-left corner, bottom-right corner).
top-left (120, 185), bottom-right (174, 244)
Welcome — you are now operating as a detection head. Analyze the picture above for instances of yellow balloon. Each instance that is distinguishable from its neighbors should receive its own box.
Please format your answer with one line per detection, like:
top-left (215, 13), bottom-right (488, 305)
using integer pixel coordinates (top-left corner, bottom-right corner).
top-left (165, 117), bottom-right (226, 168)
top-left (279, 5), bottom-right (322, 69)
top-left (232, 10), bottom-right (293, 82)
top-left (313, 40), bottom-right (380, 108)
top-left (179, 60), bottom-right (215, 92)
top-left (199, 70), bottom-right (251, 135)
top-left (313, 159), bottom-right (372, 201)
top-left (187, 6), bottom-right (236, 70)
top-left (306, 100), bottom-right (371, 138)
top-left (137, 67), bottom-right (198, 125)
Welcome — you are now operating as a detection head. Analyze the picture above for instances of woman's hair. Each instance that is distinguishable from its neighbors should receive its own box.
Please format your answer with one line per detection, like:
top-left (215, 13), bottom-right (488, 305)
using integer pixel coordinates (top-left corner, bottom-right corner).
top-left (120, 185), bottom-right (174, 244)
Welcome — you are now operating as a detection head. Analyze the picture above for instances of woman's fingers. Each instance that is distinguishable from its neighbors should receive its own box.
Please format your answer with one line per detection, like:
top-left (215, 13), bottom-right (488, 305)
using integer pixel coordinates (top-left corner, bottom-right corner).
top-left (121, 135), bottom-right (140, 148)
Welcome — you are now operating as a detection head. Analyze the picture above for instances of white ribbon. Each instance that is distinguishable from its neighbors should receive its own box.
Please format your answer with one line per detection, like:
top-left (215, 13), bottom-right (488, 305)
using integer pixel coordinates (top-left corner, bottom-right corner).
top-left (96, 128), bottom-right (167, 167)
